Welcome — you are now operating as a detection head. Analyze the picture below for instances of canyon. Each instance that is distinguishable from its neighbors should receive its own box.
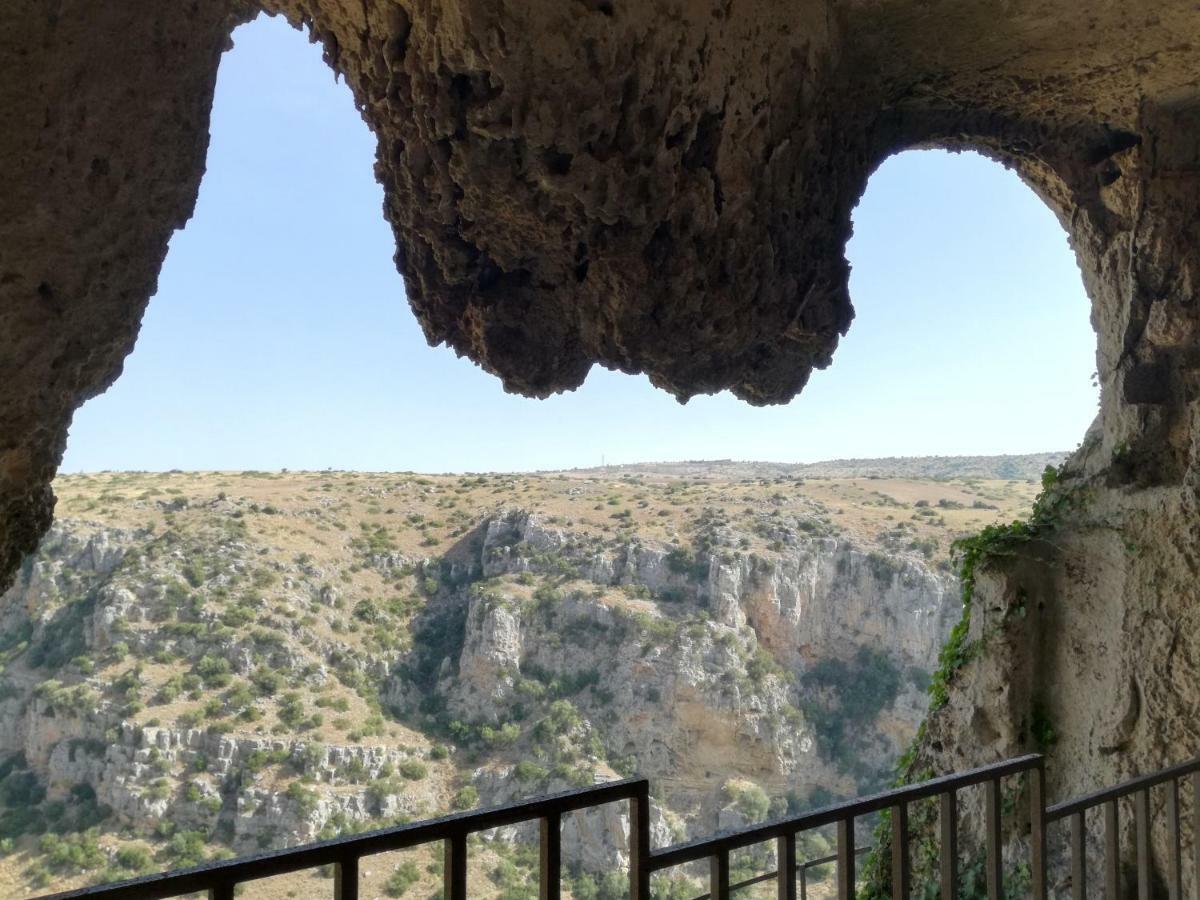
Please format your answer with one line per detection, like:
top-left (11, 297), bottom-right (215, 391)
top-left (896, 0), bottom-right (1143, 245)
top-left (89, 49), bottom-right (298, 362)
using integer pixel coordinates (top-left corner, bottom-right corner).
top-left (0, 459), bottom-right (1049, 896)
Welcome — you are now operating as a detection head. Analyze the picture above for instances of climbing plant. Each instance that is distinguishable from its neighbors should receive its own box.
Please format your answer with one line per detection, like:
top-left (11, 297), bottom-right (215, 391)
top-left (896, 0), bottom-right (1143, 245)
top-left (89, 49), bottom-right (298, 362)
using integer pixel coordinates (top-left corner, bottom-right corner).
top-left (858, 466), bottom-right (1073, 898)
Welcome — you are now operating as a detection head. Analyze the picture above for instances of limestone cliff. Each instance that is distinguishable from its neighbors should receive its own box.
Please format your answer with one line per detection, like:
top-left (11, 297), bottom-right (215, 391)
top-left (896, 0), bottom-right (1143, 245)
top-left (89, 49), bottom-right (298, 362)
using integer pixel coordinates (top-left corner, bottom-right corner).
top-left (0, 469), bottom-right (970, 891)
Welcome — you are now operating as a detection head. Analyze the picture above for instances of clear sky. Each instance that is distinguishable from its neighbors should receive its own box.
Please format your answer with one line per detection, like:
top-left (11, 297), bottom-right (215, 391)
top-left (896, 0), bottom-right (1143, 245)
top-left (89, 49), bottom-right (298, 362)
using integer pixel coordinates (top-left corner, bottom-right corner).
top-left (61, 15), bottom-right (1099, 474)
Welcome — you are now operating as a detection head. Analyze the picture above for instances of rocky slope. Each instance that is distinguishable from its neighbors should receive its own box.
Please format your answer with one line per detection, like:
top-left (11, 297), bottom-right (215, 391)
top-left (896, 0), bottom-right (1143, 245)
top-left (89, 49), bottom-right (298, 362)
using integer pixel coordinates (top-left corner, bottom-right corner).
top-left (0, 467), bottom-right (1038, 896)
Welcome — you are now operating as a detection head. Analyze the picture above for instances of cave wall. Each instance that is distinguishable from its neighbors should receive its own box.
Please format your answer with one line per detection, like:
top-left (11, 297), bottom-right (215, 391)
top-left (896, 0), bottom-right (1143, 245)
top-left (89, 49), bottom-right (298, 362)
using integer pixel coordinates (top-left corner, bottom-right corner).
top-left (903, 91), bottom-right (1200, 890)
top-left (4, 0), bottom-right (1200, 881)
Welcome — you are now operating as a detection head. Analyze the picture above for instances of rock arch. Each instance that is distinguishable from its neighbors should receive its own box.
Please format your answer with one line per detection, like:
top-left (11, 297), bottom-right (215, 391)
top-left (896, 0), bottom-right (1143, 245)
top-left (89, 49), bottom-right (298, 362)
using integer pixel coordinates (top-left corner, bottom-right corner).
top-left (3, 0), bottom-right (1200, 849)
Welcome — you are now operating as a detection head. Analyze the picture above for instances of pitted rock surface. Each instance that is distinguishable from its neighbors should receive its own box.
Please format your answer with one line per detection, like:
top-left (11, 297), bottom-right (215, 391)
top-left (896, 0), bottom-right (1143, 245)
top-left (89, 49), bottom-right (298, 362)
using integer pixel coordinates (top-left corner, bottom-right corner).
top-left (4, 0), bottom-right (1200, 600)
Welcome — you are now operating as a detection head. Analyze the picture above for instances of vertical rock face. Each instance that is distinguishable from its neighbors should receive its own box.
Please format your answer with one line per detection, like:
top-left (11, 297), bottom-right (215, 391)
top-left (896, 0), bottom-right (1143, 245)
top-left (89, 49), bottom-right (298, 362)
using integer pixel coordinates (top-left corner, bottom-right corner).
top-left (436, 510), bottom-right (954, 794)
top-left (715, 546), bottom-right (957, 666)
top-left (885, 86), bottom-right (1200, 895)
top-left (0, 0), bottom-right (249, 603)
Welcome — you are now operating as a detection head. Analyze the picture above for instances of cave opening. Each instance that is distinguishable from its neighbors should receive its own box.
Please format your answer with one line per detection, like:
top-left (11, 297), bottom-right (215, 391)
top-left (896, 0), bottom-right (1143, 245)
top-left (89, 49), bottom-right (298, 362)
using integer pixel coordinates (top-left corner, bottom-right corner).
top-left (4, 12), bottom-right (1104, 899)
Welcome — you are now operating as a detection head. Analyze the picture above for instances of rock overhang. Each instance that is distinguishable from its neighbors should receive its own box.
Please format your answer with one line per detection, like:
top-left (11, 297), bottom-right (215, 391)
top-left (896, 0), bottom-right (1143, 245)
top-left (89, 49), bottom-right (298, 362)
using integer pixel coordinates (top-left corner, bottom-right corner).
top-left (2, 0), bottom-right (1200, 593)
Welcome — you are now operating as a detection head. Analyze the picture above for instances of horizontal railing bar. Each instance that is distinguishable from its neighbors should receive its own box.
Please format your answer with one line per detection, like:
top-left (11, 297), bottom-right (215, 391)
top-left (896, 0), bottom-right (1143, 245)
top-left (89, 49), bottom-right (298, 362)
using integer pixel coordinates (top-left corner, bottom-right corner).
top-left (687, 847), bottom-right (871, 900)
top-left (649, 755), bottom-right (1042, 871)
top-left (38, 778), bottom-right (646, 900)
top-left (688, 868), bottom-right (776, 900)
top-left (1046, 756), bottom-right (1200, 822)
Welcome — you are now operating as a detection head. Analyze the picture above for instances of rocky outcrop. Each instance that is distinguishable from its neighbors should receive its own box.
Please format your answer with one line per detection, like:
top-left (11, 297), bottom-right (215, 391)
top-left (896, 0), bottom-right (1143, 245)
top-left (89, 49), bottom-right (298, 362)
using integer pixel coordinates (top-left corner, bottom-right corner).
top-left (471, 766), bottom-right (675, 873)
top-left (20, 713), bottom-right (440, 852)
top-left (478, 508), bottom-right (954, 673)
top-left (396, 508), bottom-right (955, 835)
top-left (895, 455), bottom-right (1200, 893)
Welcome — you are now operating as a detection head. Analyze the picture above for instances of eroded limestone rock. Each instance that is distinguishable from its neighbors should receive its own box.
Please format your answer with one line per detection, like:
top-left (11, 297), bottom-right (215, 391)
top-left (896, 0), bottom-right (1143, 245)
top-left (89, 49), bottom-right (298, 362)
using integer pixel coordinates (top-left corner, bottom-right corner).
top-left (4, 0), bottom-right (1199, 610)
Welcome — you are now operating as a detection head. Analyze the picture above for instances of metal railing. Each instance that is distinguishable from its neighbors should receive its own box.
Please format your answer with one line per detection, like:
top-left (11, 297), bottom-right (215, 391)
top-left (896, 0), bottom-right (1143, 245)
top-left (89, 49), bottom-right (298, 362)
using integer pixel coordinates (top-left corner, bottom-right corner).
top-left (684, 847), bottom-right (869, 900)
top-left (35, 752), bottom-right (1200, 900)
top-left (646, 753), bottom-right (1045, 900)
top-left (39, 778), bottom-right (650, 900)
top-left (1045, 754), bottom-right (1200, 899)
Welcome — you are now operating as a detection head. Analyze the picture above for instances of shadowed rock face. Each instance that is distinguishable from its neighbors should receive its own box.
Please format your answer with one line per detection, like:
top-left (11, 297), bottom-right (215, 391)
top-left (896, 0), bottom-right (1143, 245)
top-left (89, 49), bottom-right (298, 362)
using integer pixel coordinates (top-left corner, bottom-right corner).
top-left (4, 0), bottom-right (1200, 868)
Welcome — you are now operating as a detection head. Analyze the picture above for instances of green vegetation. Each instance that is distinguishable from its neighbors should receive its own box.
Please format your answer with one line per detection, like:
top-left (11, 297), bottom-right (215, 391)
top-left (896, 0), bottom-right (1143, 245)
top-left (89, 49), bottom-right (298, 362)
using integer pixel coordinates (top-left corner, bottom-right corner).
top-left (0, 464), bottom-right (1049, 895)
top-left (384, 860), bottom-right (421, 897)
top-left (801, 646), bottom-right (901, 763)
top-left (723, 780), bottom-right (769, 822)
top-left (860, 467), bottom-right (1071, 898)
top-left (452, 785), bottom-right (478, 810)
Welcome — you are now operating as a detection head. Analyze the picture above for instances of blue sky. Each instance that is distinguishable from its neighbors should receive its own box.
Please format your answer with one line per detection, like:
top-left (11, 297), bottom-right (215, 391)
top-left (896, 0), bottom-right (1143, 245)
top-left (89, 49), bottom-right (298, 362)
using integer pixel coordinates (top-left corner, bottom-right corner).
top-left (61, 15), bottom-right (1099, 474)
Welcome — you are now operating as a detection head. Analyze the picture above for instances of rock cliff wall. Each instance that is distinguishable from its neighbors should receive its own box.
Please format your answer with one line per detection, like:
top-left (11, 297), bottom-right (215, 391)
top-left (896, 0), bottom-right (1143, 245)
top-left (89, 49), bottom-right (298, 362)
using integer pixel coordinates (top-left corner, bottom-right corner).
top-left (0, 498), bottom-right (956, 885)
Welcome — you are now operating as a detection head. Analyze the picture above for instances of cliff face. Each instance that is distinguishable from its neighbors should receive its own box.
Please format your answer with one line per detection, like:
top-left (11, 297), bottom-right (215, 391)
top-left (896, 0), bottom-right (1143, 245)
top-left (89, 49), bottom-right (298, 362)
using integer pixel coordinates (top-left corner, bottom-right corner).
top-left (430, 508), bottom-right (954, 795)
top-left (398, 502), bottom-right (954, 859)
top-left (0, 469), bottom-right (973, 892)
top-left (893, 452), bottom-right (1200, 895)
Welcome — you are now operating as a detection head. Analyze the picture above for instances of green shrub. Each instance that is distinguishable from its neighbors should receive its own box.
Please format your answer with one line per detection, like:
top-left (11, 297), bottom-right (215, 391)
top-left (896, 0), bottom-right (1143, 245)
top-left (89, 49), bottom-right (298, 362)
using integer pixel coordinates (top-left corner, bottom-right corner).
top-left (286, 782), bottom-right (318, 815)
top-left (452, 786), bottom-right (478, 810)
top-left (277, 692), bottom-right (306, 728)
top-left (398, 760), bottom-right (427, 781)
top-left (251, 669), bottom-right (282, 697)
top-left (513, 761), bottom-right (547, 783)
top-left (161, 830), bottom-right (208, 868)
top-left (115, 846), bottom-right (152, 872)
top-left (723, 780), bottom-right (769, 823)
top-left (385, 860), bottom-right (421, 897)
top-left (38, 830), bottom-right (105, 873)
top-left (196, 654), bottom-right (232, 688)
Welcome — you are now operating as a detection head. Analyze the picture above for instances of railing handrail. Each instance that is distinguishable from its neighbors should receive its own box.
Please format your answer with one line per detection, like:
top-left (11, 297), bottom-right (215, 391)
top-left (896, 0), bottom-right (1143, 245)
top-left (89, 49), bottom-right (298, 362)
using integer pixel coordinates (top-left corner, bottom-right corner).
top-left (1045, 754), bottom-right (1200, 822)
top-left (34, 748), bottom-right (1200, 900)
top-left (647, 753), bottom-right (1043, 871)
top-left (687, 846), bottom-right (870, 900)
top-left (38, 777), bottom-right (647, 900)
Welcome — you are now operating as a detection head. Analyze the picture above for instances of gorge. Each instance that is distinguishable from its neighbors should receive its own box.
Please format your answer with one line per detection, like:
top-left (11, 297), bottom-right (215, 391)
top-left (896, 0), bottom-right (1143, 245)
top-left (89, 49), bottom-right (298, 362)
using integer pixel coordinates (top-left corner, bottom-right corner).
top-left (0, 459), bottom-right (1049, 896)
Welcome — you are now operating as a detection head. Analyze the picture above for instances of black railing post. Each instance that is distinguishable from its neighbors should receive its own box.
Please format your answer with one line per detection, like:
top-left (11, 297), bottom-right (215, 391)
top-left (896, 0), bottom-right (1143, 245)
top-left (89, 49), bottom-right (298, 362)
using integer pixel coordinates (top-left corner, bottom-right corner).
top-left (1135, 788), bottom-right (1151, 899)
top-left (208, 884), bottom-right (234, 900)
top-left (334, 855), bottom-right (358, 900)
top-left (837, 817), bottom-right (855, 900)
top-left (984, 777), bottom-right (1003, 899)
top-left (1193, 773), bottom-right (1200, 900)
top-left (1166, 778), bottom-right (1182, 900)
top-left (630, 779), bottom-right (651, 900)
top-left (1031, 760), bottom-right (1047, 900)
top-left (540, 811), bottom-right (561, 900)
top-left (891, 802), bottom-right (910, 900)
top-left (777, 832), bottom-right (797, 900)
top-left (1103, 799), bottom-right (1120, 900)
top-left (444, 832), bottom-right (467, 900)
top-left (939, 790), bottom-right (957, 900)
top-left (710, 848), bottom-right (731, 900)
top-left (1069, 810), bottom-right (1086, 900)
